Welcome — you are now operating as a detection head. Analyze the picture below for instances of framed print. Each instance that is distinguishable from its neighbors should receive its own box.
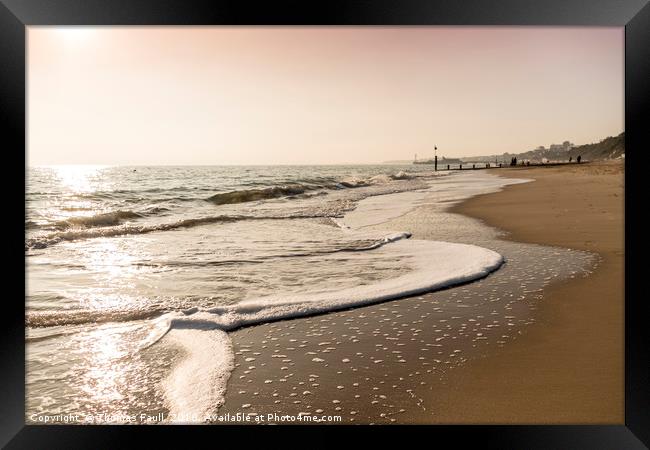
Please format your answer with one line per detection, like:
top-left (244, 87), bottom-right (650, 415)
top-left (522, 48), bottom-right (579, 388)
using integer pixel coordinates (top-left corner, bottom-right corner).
top-left (2, 0), bottom-right (649, 447)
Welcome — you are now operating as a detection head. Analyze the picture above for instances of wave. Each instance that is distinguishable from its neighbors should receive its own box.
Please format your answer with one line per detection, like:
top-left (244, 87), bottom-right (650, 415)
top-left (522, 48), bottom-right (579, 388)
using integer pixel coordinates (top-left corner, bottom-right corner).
top-left (24, 212), bottom-right (356, 250)
top-left (52, 210), bottom-right (143, 230)
top-left (123, 233), bottom-right (415, 269)
top-left (60, 206), bottom-right (94, 212)
top-left (158, 240), bottom-right (503, 331)
top-left (207, 185), bottom-right (313, 205)
top-left (155, 239), bottom-right (503, 422)
top-left (28, 207), bottom-right (174, 233)
top-left (142, 206), bottom-right (172, 215)
top-left (26, 214), bottom-right (253, 249)
top-left (390, 170), bottom-right (415, 180)
top-left (26, 307), bottom-right (166, 328)
top-left (205, 171), bottom-right (423, 206)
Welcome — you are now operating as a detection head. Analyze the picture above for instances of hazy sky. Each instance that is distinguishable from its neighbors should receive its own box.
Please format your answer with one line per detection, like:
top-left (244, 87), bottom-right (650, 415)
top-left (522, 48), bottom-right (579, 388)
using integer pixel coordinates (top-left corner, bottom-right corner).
top-left (28, 27), bottom-right (623, 165)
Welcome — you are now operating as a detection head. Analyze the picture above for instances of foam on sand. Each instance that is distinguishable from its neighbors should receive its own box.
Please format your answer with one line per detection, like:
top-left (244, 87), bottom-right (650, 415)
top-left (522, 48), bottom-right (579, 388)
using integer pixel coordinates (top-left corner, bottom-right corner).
top-left (156, 236), bottom-right (503, 422)
top-left (162, 328), bottom-right (234, 422)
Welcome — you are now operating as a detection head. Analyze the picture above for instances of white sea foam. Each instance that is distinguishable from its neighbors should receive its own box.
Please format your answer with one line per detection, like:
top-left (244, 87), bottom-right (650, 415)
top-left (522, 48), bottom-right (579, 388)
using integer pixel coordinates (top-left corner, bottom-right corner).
top-left (162, 328), bottom-right (234, 423)
top-left (157, 237), bottom-right (503, 421)
top-left (342, 190), bottom-right (429, 229)
top-left (343, 171), bottom-right (531, 229)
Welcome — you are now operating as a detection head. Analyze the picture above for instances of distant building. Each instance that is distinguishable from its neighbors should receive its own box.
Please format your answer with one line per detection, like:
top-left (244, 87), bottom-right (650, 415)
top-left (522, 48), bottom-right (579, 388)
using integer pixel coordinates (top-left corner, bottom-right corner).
top-left (549, 141), bottom-right (574, 152)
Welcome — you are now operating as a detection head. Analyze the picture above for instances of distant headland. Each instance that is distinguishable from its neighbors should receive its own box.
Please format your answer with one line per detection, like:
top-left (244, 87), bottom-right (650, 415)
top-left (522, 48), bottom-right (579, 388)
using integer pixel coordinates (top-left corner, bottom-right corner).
top-left (382, 132), bottom-right (624, 165)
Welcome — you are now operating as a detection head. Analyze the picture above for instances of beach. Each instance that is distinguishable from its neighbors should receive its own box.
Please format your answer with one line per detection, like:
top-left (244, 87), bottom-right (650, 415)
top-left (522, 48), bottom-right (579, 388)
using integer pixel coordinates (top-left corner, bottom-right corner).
top-left (428, 160), bottom-right (624, 423)
top-left (25, 162), bottom-right (623, 424)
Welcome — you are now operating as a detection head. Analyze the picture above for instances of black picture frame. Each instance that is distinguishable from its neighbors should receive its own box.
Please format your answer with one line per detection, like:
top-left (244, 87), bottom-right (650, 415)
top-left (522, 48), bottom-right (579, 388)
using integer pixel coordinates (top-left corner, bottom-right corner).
top-left (2, 0), bottom-right (648, 447)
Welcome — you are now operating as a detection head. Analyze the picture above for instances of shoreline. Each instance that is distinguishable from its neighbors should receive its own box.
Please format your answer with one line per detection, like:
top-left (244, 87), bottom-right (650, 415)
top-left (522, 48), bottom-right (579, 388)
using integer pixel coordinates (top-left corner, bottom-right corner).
top-left (215, 168), bottom-right (611, 424)
top-left (422, 161), bottom-right (624, 423)
top-left (27, 163), bottom-right (623, 424)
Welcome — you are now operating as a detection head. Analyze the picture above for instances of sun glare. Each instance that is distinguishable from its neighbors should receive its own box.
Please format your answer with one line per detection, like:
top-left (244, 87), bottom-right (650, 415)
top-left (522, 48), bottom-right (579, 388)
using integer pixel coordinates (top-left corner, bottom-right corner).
top-left (53, 164), bottom-right (105, 193)
top-left (57, 28), bottom-right (96, 47)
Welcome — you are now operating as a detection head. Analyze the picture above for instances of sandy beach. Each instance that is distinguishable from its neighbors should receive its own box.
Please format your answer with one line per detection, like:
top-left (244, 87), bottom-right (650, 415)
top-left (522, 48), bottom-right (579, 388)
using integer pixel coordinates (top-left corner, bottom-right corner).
top-left (428, 160), bottom-right (624, 423)
top-left (213, 161), bottom-right (623, 424)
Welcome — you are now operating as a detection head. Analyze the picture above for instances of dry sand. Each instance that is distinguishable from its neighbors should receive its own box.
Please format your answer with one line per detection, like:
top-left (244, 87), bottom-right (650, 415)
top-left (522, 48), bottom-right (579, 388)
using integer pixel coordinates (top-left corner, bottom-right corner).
top-left (429, 161), bottom-right (624, 423)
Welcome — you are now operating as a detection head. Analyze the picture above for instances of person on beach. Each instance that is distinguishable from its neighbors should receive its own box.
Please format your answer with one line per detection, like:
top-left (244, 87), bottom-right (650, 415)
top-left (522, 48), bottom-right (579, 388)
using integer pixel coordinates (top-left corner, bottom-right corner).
top-left (577, 155), bottom-right (582, 163)
top-left (569, 156), bottom-right (573, 163)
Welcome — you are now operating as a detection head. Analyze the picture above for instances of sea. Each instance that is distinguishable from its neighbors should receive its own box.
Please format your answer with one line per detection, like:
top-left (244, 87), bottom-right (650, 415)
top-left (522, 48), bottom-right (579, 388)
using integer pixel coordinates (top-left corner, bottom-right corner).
top-left (25, 164), bottom-right (528, 422)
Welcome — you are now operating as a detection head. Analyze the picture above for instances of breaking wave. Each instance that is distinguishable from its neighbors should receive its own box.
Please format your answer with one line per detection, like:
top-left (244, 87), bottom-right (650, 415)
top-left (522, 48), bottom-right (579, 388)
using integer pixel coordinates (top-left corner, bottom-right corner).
top-left (52, 210), bottom-right (143, 230)
top-left (26, 214), bottom-right (315, 250)
top-left (207, 185), bottom-right (313, 205)
top-left (205, 171), bottom-right (423, 206)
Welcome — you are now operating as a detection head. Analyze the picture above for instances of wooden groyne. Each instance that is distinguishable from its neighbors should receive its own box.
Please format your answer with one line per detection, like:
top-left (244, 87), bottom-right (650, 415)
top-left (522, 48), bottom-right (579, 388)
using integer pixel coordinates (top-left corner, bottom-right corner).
top-left (434, 161), bottom-right (588, 171)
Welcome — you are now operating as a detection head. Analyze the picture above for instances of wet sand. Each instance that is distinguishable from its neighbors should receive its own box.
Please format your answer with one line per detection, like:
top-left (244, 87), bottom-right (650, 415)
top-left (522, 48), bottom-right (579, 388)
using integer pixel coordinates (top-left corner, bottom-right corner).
top-left (215, 163), bottom-right (622, 424)
top-left (430, 161), bottom-right (624, 423)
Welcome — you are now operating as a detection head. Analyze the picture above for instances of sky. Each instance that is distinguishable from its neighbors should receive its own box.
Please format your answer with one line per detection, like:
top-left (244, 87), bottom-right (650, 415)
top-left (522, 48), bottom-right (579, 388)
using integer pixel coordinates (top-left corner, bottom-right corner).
top-left (28, 27), bottom-right (624, 165)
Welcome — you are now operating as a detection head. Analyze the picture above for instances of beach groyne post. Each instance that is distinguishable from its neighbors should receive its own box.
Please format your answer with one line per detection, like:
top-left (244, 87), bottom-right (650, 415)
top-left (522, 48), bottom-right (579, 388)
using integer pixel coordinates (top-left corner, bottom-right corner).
top-left (434, 155), bottom-right (437, 171)
top-left (472, 164), bottom-right (475, 169)
top-left (459, 164), bottom-right (462, 170)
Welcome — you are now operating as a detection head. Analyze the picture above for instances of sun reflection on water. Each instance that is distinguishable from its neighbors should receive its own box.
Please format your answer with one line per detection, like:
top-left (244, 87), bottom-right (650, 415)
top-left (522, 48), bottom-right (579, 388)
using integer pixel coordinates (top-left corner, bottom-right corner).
top-left (80, 325), bottom-right (129, 404)
top-left (53, 164), bottom-right (108, 194)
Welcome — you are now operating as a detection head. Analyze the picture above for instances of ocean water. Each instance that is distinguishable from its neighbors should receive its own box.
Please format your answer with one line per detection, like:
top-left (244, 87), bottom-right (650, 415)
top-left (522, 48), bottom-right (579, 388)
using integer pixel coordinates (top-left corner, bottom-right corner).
top-left (26, 165), bottom-right (520, 422)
